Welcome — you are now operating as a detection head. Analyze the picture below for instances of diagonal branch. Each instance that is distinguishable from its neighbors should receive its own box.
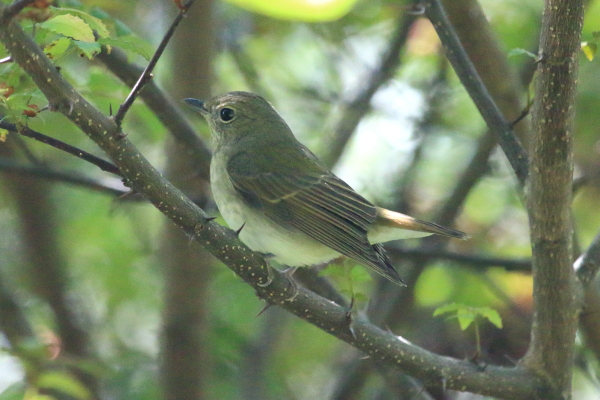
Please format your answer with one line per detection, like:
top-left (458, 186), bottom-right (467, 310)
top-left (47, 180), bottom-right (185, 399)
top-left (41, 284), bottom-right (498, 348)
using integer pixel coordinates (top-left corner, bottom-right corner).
top-left (114, 0), bottom-right (196, 126)
top-left (0, 158), bottom-right (126, 195)
top-left (321, 4), bottom-right (417, 168)
top-left (96, 46), bottom-right (211, 180)
top-left (0, 119), bottom-right (120, 175)
top-left (423, 0), bottom-right (529, 186)
top-left (0, 0), bottom-right (36, 23)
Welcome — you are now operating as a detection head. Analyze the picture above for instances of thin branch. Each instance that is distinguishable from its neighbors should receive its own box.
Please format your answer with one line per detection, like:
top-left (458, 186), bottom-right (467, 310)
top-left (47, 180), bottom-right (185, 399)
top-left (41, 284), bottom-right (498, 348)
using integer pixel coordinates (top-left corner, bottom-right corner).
top-left (389, 244), bottom-right (531, 272)
top-left (114, 0), bottom-right (196, 126)
top-left (0, 0), bottom-right (36, 23)
top-left (0, 119), bottom-right (121, 175)
top-left (423, 0), bottom-right (529, 186)
top-left (96, 47), bottom-right (211, 180)
top-left (321, 3), bottom-right (417, 168)
top-left (0, 158), bottom-right (126, 195)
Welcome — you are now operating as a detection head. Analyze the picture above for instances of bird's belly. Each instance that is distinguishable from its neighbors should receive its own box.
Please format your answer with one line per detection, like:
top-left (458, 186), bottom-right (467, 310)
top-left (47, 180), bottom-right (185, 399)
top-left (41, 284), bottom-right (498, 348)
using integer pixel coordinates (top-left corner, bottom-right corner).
top-left (210, 155), bottom-right (340, 267)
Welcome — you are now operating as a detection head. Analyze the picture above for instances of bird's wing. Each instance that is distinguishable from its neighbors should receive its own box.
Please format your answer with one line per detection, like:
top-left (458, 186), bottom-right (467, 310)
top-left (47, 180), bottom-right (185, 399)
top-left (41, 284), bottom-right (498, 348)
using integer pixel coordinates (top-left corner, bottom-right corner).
top-left (227, 150), bottom-right (402, 284)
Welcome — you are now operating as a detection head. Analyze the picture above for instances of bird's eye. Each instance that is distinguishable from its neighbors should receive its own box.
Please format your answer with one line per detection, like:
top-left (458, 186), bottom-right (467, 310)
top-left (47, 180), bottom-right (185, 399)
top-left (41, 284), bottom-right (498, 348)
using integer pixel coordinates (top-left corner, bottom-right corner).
top-left (219, 107), bottom-right (235, 122)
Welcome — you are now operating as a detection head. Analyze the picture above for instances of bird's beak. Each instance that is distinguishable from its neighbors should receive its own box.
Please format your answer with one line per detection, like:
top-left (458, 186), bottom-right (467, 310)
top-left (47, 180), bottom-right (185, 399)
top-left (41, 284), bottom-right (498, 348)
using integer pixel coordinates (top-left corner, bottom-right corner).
top-left (183, 98), bottom-right (207, 114)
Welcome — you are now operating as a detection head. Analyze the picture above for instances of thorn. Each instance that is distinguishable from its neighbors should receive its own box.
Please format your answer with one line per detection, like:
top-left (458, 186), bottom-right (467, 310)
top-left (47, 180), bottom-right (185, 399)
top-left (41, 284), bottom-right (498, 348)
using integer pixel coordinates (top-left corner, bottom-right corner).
top-left (534, 52), bottom-right (545, 65)
top-left (116, 190), bottom-right (137, 200)
top-left (117, 131), bottom-right (128, 140)
top-left (234, 222), bottom-right (246, 237)
top-left (255, 302), bottom-right (273, 317)
top-left (109, 103), bottom-right (113, 116)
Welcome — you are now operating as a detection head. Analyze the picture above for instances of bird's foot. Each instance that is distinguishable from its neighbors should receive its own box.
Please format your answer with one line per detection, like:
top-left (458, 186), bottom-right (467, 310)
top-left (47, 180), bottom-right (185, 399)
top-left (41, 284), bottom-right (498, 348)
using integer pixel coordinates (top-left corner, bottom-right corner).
top-left (345, 296), bottom-right (357, 339)
top-left (257, 260), bottom-right (276, 287)
top-left (282, 266), bottom-right (300, 302)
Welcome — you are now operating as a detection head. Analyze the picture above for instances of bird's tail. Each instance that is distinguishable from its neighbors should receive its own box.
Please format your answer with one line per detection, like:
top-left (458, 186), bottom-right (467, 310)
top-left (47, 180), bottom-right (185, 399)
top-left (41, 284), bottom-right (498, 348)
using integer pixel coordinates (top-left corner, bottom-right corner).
top-left (370, 208), bottom-right (469, 243)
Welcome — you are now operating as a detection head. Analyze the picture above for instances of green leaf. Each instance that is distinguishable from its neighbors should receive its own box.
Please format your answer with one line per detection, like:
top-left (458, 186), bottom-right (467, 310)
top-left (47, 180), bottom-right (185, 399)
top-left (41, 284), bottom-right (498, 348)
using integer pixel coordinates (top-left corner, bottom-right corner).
top-left (72, 40), bottom-right (101, 59)
top-left (507, 48), bottom-right (537, 59)
top-left (50, 7), bottom-right (110, 38)
top-left (478, 307), bottom-right (503, 328)
top-left (434, 303), bottom-right (503, 331)
top-left (349, 265), bottom-right (372, 283)
top-left (37, 371), bottom-right (92, 400)
top-left (40, 14), bottom-right (95, 42)
top-left (44, 37), bottom-right (72, 59)
top-left (98, 36), bottom-right (153, 61)
top-left (318, 264), bottom-right (340, 277)
top-left (432, 302), bottom-right (462, 316)
top-left (581, 42), bottom-right (597, 61)
top-left (456, 309), bottom-right (476, 330)
top-left (223, 0), bottom-right (360, 22)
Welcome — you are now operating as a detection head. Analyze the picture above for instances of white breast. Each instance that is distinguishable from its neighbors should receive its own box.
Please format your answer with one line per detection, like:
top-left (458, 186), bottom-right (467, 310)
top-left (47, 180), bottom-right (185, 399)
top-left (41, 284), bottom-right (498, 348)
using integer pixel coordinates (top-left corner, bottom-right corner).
top-left (210, 151), bottom-right (341, 267)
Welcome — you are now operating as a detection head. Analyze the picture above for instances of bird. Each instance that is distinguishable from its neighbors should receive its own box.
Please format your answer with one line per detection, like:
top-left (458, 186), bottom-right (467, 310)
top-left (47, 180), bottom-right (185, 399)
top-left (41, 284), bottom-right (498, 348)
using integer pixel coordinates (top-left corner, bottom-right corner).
top-left (184, 91), bottom-right (467, 285)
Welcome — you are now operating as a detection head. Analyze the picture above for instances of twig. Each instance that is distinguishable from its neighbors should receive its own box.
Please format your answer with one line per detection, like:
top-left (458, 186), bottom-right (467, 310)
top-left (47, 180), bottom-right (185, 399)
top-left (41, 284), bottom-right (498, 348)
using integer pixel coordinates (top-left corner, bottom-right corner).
top-left (389, 244), bottom-right (531, 272)
top-left (96, 46), bottom-right (211, 180)
top-left (423, 0), bottom-right (529, 186)
top-left (0, 119), bottom-right (121, 175)
top-left (0, 158), bottom-right (126, 196)
top-left (114, 0), bottom-right (196, 126)
top-left (321, 2), bottom-right (418, 168)
top-left (0, 0), bottom-right (36, 23)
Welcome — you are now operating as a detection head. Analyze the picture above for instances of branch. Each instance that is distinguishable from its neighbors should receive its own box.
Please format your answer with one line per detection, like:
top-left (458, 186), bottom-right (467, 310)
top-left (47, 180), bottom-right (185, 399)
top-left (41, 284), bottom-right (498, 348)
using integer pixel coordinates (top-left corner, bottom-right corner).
top-left (521, 0), bottom-right (584, 393)
top-left (114, 0), bottom-right (196, 126)
top-left (389, 244), bottom-right (531, 272)
top-left (96, 47), bottom-right (211, 180)
top-left (0, 0), bottom-right (35, 23)
top-left (423, 0), bottom-right (529, 186)
top-left (0, 5), bottom-right (554, 398)
top-left (0, 158), bottom-right (126, 195)
top-left (321, 4), bottom-right (417, 168)
top-left (0, 119), bottom-right (121, 175)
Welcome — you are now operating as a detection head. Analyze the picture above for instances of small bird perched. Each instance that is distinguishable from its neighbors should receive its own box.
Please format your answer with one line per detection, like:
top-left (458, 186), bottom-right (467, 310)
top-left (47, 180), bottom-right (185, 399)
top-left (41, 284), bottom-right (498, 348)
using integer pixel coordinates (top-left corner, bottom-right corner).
top-left (185, 91), bottom-right (467, 285)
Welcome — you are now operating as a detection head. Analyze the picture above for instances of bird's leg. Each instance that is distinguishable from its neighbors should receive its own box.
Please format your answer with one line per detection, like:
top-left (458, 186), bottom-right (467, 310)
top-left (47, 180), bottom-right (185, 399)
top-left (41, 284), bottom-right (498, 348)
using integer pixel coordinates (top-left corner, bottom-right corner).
top-left (281, 266), bottom-right (300, 302)
top-left (345, 296), bottom-right (357, 339)
top-left (257, 253), bottom-right (276, 287)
